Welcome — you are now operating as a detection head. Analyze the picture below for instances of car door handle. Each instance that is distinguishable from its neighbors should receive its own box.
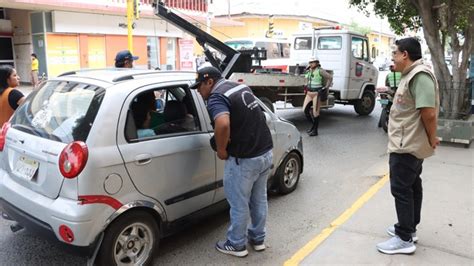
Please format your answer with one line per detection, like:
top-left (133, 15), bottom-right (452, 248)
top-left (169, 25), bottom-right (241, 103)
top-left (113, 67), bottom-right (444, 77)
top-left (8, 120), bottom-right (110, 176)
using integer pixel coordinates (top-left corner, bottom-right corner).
top-left (135, 154), bottom-right (152, 165)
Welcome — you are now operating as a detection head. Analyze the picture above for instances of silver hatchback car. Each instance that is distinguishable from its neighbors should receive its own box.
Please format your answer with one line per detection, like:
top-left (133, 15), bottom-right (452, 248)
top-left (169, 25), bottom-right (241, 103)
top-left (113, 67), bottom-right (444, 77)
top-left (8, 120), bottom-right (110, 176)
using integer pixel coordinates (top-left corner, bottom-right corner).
top-left (0, 69), bottom-right (303, 265)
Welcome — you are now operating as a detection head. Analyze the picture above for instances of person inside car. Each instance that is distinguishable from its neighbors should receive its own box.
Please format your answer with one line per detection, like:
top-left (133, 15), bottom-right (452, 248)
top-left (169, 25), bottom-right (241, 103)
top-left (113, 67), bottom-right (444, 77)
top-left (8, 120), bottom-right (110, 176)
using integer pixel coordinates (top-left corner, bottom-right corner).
top-left (131, 100), bottom-right (156, 139)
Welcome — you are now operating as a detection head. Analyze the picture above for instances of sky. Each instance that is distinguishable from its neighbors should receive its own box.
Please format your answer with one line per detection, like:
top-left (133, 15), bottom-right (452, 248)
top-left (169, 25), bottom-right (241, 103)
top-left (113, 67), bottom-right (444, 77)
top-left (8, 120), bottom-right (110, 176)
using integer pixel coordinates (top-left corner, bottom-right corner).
top-left (212, 0), bottom-right (394, 35)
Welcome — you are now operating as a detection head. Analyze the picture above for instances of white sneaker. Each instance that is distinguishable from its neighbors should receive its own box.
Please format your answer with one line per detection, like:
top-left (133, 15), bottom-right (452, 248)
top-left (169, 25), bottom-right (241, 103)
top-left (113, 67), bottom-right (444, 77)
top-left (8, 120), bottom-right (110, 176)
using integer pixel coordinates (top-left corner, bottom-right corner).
top-left (387, 225), bottom-right (418, 243)
top-left (377, 236), bottom-right (416, 255)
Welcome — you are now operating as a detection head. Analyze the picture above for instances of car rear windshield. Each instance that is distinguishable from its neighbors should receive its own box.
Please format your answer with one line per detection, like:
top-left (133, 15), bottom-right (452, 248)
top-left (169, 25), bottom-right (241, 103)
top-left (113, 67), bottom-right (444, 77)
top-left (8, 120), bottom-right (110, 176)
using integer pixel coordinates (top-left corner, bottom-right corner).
top-left (10, 81), bottom-right (105, 143)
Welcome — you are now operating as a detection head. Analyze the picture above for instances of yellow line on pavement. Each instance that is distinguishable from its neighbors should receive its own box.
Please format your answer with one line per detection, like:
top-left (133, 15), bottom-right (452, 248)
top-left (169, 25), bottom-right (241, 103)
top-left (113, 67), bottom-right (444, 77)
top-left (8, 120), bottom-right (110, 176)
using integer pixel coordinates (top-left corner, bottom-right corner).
top-left (284, 174), bottom-right (389, 266)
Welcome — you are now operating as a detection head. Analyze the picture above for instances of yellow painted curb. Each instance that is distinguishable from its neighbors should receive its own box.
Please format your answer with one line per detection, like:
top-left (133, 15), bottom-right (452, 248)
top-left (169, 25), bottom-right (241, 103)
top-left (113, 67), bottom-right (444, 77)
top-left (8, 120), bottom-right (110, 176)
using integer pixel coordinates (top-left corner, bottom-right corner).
top-left (284, 174), bottom-right (389, 266)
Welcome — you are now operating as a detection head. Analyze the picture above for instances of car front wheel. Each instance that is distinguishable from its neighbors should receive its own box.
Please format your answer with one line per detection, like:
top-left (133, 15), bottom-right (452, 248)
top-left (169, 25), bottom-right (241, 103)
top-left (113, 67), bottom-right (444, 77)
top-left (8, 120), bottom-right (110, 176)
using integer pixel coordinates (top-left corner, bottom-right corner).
top-left (274, 152), bottom-right (302, 195)
top-left (96, 210), bottom-right (159, 266)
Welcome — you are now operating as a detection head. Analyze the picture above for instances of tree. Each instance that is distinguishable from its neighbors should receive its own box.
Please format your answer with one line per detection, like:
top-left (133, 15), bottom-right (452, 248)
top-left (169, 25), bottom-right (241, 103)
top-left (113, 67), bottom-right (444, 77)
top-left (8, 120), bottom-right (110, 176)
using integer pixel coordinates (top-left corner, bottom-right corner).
top-left (350, 0), bottom-right (474, 119)
top-left (347, 20), bottom-right (372, 35)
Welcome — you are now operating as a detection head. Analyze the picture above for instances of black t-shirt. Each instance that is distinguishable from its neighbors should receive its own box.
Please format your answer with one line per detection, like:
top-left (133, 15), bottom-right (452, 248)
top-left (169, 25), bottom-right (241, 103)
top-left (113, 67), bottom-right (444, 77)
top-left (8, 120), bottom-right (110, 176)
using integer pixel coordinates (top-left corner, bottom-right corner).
top-left (7, 89), bottom-right (24, 109)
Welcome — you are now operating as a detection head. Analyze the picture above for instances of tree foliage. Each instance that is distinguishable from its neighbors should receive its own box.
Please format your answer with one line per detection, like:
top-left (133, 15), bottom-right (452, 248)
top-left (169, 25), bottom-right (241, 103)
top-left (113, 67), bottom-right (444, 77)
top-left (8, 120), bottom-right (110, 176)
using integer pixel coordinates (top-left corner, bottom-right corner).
top-left (346, 20), bottom-right (372, 35)
top-left (350, 0), bottom-right (474, 119)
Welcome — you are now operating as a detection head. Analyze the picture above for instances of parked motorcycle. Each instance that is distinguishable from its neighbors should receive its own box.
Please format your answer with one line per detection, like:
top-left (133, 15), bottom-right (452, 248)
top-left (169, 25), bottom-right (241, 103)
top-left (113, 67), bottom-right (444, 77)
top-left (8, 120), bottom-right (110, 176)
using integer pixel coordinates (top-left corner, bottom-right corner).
top-left (376, 87), bottom-right (395, 132)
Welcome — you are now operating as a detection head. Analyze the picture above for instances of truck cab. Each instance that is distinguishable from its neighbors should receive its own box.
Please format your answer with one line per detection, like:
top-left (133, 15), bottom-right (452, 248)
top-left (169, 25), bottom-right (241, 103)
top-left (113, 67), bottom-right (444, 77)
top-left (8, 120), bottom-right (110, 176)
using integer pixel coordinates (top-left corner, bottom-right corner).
top-left (290, 28), bottom-right (379, 115)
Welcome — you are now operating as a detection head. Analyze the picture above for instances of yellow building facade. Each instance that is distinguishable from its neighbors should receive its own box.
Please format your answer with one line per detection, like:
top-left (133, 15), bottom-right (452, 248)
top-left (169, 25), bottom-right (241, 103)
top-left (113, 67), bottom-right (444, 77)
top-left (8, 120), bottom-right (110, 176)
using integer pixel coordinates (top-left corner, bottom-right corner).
top-left (203, 14), bottom-right (395, 62)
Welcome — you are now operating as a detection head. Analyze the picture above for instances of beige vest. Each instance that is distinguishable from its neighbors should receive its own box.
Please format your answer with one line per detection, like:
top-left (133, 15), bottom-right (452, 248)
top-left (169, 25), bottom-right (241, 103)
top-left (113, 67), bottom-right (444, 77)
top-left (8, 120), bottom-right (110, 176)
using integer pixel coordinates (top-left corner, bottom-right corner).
top-left (387, 60), bottom-right (440, 159)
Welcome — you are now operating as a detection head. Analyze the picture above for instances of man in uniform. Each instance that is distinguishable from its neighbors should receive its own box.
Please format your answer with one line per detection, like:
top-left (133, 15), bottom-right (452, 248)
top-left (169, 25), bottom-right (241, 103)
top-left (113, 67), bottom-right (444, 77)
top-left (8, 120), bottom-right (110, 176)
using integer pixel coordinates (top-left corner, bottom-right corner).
top-left (191, 66), bottom-right (273, 257)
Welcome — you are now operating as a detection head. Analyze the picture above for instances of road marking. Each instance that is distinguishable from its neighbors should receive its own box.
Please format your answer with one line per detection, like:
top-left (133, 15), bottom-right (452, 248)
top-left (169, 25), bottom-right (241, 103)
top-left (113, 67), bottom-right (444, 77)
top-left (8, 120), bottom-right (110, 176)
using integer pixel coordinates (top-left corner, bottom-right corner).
top-left (284, 174), bottom-right (389, 266)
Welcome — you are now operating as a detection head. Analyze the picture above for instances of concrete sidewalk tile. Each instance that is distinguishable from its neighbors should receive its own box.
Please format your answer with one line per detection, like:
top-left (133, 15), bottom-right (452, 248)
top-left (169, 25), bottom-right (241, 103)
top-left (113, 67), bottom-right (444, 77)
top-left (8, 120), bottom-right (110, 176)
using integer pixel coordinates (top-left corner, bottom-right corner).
top-left (301, 229), bottom-right (473, 265)
top-left (301, 145), bottom-right (473, 264)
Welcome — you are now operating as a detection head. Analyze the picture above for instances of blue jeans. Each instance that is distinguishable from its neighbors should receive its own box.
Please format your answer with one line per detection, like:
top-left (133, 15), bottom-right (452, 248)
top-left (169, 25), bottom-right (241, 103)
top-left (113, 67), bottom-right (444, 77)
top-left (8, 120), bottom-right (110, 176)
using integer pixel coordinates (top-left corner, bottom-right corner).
top-left (224, 150), bottom-right (273, 248)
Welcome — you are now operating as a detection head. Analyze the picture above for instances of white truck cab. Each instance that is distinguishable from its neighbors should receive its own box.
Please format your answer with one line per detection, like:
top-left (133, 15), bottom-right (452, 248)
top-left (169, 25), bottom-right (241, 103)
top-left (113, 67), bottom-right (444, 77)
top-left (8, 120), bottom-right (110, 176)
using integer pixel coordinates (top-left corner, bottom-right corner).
top-left (290, 28), bottom-right (379, 115)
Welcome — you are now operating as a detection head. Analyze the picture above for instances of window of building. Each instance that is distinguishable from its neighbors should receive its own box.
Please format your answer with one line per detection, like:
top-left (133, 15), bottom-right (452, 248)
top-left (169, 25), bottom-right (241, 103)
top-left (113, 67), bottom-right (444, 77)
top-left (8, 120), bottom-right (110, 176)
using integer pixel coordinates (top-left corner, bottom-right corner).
top-left (0, 8), bottom-right (6, 19)
top-left (164, 38), bottom-right (176, 70)
top-left (147, 37), bottom-right (160, 70)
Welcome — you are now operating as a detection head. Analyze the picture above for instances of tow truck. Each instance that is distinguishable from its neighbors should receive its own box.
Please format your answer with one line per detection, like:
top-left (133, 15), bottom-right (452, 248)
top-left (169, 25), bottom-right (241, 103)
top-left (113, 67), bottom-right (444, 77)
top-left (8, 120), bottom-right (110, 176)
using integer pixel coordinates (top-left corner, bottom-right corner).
top-left (153, 1), bottom-right (335, 114)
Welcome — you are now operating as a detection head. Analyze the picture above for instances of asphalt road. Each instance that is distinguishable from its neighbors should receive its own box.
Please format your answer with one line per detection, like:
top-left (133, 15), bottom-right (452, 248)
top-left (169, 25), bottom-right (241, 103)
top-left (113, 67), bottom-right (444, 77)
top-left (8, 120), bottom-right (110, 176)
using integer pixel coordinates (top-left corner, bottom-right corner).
top-left (0, 106), bottom-right (391, 265)
top-left (0, 72), bottom-right (392, 265)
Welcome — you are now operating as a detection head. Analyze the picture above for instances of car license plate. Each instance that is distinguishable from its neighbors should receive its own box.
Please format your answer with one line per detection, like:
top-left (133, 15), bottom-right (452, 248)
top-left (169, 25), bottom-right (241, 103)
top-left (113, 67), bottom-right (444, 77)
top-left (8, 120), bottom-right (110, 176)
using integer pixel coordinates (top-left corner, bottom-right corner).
top-left (14, 156), bottom-right (39, 181)
top-left (379, 99), bottom-right (389, 105)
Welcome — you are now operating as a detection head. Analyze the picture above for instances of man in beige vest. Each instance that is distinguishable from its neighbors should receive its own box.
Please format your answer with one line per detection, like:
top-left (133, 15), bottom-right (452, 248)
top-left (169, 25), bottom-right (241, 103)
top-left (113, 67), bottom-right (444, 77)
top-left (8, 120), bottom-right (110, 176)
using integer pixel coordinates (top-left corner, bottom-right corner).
top-left (376, 37), bottom-right (440, 255)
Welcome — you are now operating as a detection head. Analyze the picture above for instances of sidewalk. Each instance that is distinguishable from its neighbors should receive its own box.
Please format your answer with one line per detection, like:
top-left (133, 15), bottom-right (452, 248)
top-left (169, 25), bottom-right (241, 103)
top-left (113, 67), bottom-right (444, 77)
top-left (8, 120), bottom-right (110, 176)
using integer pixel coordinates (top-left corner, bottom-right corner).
top-left (301, 144), bottom-right (473, 265)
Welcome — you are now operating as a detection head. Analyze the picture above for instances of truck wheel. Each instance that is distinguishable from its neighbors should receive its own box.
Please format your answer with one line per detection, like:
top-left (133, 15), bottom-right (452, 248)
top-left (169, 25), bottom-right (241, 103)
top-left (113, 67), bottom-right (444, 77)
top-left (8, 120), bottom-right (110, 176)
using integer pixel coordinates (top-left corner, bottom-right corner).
top-left (354, 90), bottom-right (375, 116)
top-left (96, 210), bottom-right (159, 266)
top-left (274, 152), bottom-right (301, 195)
top-left (259, 97), bottom-right (274, 112)
top-left (304, 102), bottom-right (313, 122)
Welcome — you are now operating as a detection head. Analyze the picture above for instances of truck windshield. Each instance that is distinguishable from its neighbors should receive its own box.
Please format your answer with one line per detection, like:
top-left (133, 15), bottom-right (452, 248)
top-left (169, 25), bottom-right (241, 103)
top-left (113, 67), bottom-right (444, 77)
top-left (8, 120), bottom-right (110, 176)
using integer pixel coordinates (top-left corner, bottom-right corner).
top-left (10, 81), bottom-right (105, 143)
top-left (225, 40), bottom-right (254, 50)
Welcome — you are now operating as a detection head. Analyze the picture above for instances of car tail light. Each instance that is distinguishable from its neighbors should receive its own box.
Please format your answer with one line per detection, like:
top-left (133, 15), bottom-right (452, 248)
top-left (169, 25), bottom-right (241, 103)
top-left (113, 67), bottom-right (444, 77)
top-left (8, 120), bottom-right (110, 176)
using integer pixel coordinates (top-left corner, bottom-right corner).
top-left (59, 141), bottom-right (88, 179)
top-left (0, 122), bottom-right (10, 152)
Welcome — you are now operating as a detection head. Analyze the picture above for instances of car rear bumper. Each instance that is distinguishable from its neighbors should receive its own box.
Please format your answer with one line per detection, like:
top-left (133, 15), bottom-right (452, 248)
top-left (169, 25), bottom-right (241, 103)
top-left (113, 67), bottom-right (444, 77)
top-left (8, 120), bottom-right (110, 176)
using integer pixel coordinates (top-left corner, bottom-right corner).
top-left (0, 169), bottom-right (111, 249)
top-left (0, 198), bottom-right (98, 257)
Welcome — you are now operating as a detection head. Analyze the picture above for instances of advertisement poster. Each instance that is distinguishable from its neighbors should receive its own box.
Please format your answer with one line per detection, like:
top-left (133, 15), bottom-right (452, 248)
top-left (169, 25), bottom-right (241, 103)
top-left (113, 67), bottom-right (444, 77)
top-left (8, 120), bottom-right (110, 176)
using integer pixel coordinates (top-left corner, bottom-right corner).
top-left (178, 39), bottom-right (195, 71)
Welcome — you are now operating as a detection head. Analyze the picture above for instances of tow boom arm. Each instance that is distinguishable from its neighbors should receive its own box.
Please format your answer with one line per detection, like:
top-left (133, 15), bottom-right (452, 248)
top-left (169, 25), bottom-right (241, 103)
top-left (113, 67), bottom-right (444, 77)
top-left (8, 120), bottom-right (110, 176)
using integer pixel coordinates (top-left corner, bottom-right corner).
top-left (153, 1), bottom-right (256, 78)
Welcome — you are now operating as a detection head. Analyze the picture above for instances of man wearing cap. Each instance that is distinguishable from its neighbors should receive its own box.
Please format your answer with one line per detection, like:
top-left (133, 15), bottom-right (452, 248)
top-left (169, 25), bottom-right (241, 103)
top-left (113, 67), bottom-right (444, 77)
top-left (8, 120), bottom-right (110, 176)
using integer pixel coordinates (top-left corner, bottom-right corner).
top-left (303, 57), bottom-right (332, 136)
top-left (191, 66), bottom-right (273, 257)
top-left (115, 50), bottom-right (139, 68)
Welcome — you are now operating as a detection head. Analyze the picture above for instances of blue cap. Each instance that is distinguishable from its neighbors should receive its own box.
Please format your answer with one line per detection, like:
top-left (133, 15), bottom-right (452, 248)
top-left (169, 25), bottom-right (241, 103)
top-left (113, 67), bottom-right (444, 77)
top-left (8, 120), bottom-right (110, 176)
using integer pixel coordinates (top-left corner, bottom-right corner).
top-left (115, 50), bottom-right (139, 62)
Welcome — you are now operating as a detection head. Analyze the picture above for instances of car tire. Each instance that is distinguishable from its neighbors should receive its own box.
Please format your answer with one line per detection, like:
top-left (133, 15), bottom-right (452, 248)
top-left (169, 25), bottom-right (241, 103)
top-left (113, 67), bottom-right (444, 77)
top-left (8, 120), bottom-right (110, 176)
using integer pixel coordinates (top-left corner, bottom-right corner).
top-left (275, 152), bottom-right (301, 195)
top-left (381, 109), bottom-right (389, 133)
top-left (96, 210), bottom-right (159, 266)
top-left (259, 97), bottom-right (275, 112)
top-left (354, 90), bottom-right (375, 116)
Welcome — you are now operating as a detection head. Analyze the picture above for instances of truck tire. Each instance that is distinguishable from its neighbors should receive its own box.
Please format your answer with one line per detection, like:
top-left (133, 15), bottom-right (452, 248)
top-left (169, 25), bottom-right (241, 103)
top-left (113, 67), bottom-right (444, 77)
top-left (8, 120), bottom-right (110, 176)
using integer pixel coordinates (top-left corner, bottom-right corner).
top-left (259, 97), bottom-right (274, 112)
top-left (354, 90), bottom-right (375, 116)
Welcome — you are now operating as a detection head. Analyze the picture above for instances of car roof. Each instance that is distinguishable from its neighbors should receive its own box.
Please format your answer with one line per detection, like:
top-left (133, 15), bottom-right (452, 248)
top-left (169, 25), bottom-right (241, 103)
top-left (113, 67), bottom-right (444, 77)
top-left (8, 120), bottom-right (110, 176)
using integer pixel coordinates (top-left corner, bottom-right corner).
top-left (52, 68), bottom-right (196, 88)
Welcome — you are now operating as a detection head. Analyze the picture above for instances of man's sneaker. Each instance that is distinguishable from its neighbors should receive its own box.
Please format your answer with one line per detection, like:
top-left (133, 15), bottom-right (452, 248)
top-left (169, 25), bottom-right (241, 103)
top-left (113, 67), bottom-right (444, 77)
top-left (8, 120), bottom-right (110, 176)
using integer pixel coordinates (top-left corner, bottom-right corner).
top-left (215, 240), bottom-right (248, 257)
top-left (376, 236), bottom-right (416, 255)
top-left (249, 240), bottom-right (266, 251)
top-left (387, 225), bottom-right (418, 243)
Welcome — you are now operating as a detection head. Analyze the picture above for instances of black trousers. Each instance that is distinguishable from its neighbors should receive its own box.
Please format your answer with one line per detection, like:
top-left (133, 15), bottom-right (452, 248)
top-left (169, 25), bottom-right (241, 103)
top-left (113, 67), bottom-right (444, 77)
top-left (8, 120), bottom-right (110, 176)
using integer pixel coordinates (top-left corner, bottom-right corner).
top-left (389, 153), bottom-right (424, 241)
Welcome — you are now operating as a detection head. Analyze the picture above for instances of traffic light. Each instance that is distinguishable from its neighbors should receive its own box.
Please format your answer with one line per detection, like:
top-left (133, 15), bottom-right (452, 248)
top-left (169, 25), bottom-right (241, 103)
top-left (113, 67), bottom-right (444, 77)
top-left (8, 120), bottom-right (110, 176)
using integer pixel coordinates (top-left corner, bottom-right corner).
top-left (133, 0), bottom-right (140, 19)
top-left (266, 14), bottom-right (274, 38)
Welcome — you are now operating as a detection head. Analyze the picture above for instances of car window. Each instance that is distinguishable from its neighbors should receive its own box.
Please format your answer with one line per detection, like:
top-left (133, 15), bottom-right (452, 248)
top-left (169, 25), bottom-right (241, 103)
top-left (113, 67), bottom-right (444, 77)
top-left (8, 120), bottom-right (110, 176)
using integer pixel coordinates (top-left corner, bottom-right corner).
top-left (10, 81), bottom-right (105, 143)
top-left (125, 86), bottom-right (201, 142)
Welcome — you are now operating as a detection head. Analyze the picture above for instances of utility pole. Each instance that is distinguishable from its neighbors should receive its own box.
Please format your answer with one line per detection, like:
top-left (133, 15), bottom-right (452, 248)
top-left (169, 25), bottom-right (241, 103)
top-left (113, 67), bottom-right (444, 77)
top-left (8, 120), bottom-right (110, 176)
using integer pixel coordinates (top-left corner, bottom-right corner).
top-left (126, 0), bottom-right (139, 52)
